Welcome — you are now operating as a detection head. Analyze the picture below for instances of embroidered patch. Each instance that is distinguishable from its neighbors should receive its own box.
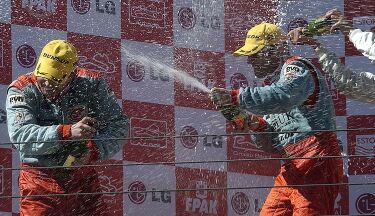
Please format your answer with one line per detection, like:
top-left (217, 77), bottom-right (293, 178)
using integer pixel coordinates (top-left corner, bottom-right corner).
top-left (9, 95), bottom-right (25, 106)
top-left (14, 112), bottom-right (25, 123)
top-left (284, 65), bottom-right (303, 81)
top-left (67, 105), bottom-right (88, 122)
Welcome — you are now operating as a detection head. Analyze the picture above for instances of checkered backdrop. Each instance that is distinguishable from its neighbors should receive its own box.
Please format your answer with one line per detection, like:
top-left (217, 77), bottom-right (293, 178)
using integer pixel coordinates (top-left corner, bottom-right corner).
top-left (0, 0), bottom-right (374, 215)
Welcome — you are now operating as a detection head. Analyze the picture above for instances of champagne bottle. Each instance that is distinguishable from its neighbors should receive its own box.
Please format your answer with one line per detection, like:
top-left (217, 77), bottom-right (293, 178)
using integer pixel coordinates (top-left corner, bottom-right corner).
top-left (63, 141), bottom-right (88, 168)
top-left (303, 17), bottom-right (333, 37)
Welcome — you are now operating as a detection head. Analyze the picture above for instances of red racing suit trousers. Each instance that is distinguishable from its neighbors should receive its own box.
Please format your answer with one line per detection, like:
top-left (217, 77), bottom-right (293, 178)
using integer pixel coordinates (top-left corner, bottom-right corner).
top-left (260, 132), bottom-right (343, 216)
top-left (19, 164), bottom-right (109, 216)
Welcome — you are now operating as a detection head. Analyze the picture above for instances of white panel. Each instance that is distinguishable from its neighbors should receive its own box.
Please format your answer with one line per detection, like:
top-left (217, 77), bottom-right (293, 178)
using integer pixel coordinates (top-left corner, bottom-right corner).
top-left (0, 0), bottom-right (11, 24)
top-left (175, 106), bottom-right (227, 171)
top-left (68, 0), bottom-right (121, 38)
top-left (121, 39), bottom-right (174, 105)
top-left (173, 0), bottom-right (225, 52)
top-left (227, 173), bottom-right (274, 216)
top-left (348, 175), bottom-right (375, 215)
top-left (123, 164), bottom-right (176, 216)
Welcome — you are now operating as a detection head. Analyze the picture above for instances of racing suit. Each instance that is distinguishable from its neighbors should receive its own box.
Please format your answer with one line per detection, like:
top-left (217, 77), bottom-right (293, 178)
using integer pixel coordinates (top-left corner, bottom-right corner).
top-left (231, 56), bottom-right (343, 215)
top-left (316, 28), bottom-right (375, 103)
top-left (6, 68), bottom-right (129, 216)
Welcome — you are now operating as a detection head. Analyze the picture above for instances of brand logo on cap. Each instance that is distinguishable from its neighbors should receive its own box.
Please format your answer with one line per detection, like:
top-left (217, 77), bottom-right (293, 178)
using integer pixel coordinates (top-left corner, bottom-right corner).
top-left (43, 53), bottom-right (70, 64)
top-left (247, 35), bottom-right (261, 39)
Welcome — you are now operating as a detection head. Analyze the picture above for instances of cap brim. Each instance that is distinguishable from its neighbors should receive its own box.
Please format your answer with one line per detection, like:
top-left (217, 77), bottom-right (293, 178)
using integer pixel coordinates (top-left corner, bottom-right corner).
top-left (34, 62), bottom-right (74, 85)
top-left (233, 44), bottom-right (265, 57)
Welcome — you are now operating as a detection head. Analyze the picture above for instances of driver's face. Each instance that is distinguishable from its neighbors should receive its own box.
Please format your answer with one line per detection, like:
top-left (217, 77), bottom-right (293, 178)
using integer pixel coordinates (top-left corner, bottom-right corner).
top-left (247, 46), bottom-right (282, 78)
top-left (36, 75), bottom-right (73, 101)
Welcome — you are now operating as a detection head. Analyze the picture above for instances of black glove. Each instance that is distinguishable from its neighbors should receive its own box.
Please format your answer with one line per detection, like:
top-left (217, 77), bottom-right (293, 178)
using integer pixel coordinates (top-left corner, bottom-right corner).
top-left (220, 104), bottom-right (249, 130)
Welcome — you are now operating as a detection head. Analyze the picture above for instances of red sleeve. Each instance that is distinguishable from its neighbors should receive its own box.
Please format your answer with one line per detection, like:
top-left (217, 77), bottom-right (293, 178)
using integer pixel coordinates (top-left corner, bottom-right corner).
top-left (249, 116), bottom-right (268, 132)
top-left (57, 124), bottom-right (72, 141)
top-left (230, 89), bottom-right (240, 106)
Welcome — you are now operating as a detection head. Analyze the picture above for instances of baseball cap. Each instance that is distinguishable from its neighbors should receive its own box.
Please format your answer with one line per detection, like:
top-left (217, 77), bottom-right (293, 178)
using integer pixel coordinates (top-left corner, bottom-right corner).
top-left (234, 22), bottom-right (287, 56)
top-left (34, 40), bottom-right (78, 85)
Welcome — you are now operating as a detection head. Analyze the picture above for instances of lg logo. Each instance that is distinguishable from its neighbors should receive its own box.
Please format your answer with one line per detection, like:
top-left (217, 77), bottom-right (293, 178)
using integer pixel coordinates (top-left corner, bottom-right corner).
top-left (128, 181), bottom-right (171, 205)
top-left (180, 126), bottom-right (199, 149)
top-left (126, 60), bottom-right (169, 82)
top-left (178, 8), bottom-right (196, 29)
top-left (231, 192), bottom-right (250, 215)
top-left (16, 45), bottom-right (37, 68)
top-left (71, 0), bottom-right (116, 15)
top-left (128, 181), bottom-right (147, 204)
top-left (356, 193), bottom-right (375, 215)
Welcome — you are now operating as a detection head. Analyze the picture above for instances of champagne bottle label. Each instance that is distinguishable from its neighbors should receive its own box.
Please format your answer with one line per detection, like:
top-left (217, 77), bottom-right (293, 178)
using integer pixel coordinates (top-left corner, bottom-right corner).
top-left (63, 155), bottom-right (76, 167)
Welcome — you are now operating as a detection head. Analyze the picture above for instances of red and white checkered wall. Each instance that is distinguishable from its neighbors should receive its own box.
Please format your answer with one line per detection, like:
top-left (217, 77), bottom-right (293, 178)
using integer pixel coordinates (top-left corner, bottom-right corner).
top-left (0, 0), bottom-right (374, 215)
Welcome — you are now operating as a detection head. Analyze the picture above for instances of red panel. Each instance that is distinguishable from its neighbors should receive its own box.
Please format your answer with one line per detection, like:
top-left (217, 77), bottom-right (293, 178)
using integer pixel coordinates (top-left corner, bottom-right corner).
top-left (226, 123), bottom-right (280, 176)
top-left (176, 167), bottom-right (227, 216)
top-left (123, 100), bottom-right (175, 163)
top-left (121, 0), bottom-right (173, 45)
top-left (347, 115), bottom-right (375, 175)
top-left (174, 47), bottom-right (225, 110)
top-left (11, 0), bottom-right (67, 30)
top-left (0, 23), bottom-right (12, 85)
top-left (94, 160), bottom-right (123, 216)
top-left (0, 148), bottom-right (12, 212)
top-left (224, 0), bottom-right (277, 53)
top-left (68, 32), bottom-right (122, 98)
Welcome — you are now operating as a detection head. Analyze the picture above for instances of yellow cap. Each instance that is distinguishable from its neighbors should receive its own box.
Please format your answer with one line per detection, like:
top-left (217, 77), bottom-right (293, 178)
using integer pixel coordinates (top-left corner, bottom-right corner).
top-left (34, 40), bottom-right (78, 85)
top-left (234, 22), bottom-right (287, 56)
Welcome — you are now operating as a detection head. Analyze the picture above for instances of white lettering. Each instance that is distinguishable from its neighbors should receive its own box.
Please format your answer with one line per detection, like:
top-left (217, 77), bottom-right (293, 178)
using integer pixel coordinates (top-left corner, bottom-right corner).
top-left (185, 198), bottom-right (218, 214)
top-left (21, 0), bottom-right (56, 13)
top-left (186, 198), bottom-right (193, 211)
top-left (192, 198), bottom-right (201, 211)
top-left (356, 135), bottom-right (375, 145)
top-left (209, 200), bottom-right (218, 214)
top-left (199, 199), bottom-right (208, 213)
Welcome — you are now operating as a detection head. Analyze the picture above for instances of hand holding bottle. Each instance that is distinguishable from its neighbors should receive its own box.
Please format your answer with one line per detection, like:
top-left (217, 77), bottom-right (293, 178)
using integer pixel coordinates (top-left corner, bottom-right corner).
top-left (288, 27), bottom-right (321, 48)
top-left (324, 9), bottom-right (353, 35)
